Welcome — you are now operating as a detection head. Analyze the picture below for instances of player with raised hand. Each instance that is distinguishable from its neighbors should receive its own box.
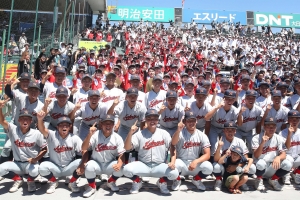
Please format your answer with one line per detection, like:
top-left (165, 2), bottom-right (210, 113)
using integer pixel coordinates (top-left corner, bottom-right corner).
top-left (236, 90), bottom-right (263, 154)
top-left (37, 110), bottom-right (82, 194)
top-left (123, 109), bottom-right (179, 194)
top-left (171, 111), bottom-right (213, 191)
top-left (252, 117), bottom-right (292, 191)
top-left (279, 110), bottom-right (300, 185)
top-left (43, 86), bottom-right (75, 131)
top-left (0, 99), bottom-right (47, 193)
top-left (261, 90), bottom-right (289, 134)
top-left (80, 115), bottom-right (125, 198)
top-left (70, 90), bottom-right (104, 140)
top-left (189, 87), bottom-right (213, 134)
top-left (205, 89), bottom-right (239, 156)
top-left (212, 121), bottom-right (255, 191)
top-left (159, 90), bottom-right (184, 136)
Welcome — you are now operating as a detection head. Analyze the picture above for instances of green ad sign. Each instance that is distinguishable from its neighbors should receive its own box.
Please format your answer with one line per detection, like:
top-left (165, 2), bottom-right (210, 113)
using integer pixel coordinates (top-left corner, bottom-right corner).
top-left (254, 12), bottom-right (300, 28)
top-left (107, 6), bottom-right (175, 22)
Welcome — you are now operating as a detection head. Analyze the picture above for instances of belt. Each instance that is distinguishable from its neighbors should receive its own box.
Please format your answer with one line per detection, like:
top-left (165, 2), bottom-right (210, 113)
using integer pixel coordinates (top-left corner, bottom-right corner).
top-left (15, 160), bottom-right (28, 163)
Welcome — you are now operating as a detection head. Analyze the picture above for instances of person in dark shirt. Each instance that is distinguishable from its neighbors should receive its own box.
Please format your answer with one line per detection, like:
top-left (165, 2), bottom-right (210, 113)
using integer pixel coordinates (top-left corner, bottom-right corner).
top-left (217, 146), bottom-right (253, 194)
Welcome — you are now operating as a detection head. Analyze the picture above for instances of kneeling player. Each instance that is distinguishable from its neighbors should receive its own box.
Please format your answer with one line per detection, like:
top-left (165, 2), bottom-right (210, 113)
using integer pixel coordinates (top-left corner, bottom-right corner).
top-left (37, 112), bottom-right (82, 194)
top-left (171, 111), bottom-right (213, 191)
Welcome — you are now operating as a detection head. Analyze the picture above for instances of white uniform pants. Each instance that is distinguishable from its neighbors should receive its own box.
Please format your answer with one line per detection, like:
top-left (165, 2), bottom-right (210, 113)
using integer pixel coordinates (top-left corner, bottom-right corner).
top-left (256, 159), bottom-right (292, 178)
top-left (123, 161), bottom-right (179, 180)
top-left (85, 160), bottom-right (123, 179)
top-left (0, 161), bottom-right (39, 177)
top-left (286, 155), bottom-right (300, 168)
top-left (175, 159), bottom-right (213, 176)
top-left (39, 159), bottom-right (81, 178)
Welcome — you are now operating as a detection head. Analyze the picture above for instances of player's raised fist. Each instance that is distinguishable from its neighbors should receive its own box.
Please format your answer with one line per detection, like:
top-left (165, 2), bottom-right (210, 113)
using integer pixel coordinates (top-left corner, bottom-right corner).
top-left (89, 122), bottom-right (98, 134)
top-left (130, 120), bottom-right (138, 134)
top-left (37, 110), bottom-right (46, 120)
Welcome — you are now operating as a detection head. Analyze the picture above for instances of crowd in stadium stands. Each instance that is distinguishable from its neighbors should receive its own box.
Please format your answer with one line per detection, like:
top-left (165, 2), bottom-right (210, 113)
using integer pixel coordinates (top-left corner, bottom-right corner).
top-left (1, 19), bottom-right (300, 197)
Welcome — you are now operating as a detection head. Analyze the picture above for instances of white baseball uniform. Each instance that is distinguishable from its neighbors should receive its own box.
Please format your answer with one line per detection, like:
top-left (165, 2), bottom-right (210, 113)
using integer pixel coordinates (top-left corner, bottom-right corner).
top-left (175, 128), bottom-right (213, 176)
top-left (99, 86), bottom-right (124, 112)
top-left (255, 95), bottom-right (272, 111)
top-left (73, 88), bottom-right (89, 105)
top-left (205, 94), bottom-right (222, 106)
top-left (159, 103), bottom-right (184, 136)
top-left (286, 94), bottom-right (300, 110)
top-left (85, 130), bottom-right (125, 179)
top-left (178, 95), bottom-right (195, 108)
top-left (144, 89), bottom-right (167, 111)
top-left (43, 82), bottom-right (71, 99)
top-left (190, 101), bottom-right (213, 131)
top-left (120, 91), bottom-right (146, 104)
top-left (237, 90), bottom-right (247, 106)
top-left (266, 106), bottom-right (289, 133)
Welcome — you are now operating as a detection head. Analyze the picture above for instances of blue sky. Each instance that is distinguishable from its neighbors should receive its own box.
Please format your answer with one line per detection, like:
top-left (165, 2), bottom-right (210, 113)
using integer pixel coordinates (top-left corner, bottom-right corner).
top-left (107, 0), bottom-right (299, 13)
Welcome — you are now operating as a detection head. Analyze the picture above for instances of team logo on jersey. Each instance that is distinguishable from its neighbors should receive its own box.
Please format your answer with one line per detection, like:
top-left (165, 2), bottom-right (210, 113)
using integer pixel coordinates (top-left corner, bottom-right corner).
top-left (182, 141), bottom-right (201, 149)
top-left (243, 117), bottom-right (256, 123)
top-left (95, 143), bottom-right (117, 152)
top-left (49, 91), bottom-right (56, 98)
top-left (143, 140), bottom-right (165, 150)
top-left (84, 115), bottom-right (100, 121)
top-left (54, 145), bottom-right (73, 153)
top-left (14, 139), bottom-right (35, 148)
top-left (196, 115), bottom-right (204, 120)
top-left (216, 119), bottom-right (226, 124)
top-left (149, 99), bottom-right (164, 108)
top-left (277, 119), bottom-right (285, 123)
top-left (123, 114), bottom-right (138, 121)
top-left (291, 141), bottom-right (300, 147)
top-left (163, 117), bottom-right (177, 122)
top-left (51, 113), bottom-right (67, 119)
top-left (262, 146), bottom-right (278, 154)
top-left (102, 96), bottom-right (118, 103)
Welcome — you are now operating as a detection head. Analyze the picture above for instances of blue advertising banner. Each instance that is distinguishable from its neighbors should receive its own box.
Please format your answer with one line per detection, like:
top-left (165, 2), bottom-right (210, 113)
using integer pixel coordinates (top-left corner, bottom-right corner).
top-left (19, 22), bottom-right (34, 32)
top-left (107, 6), bottom-right (175, 22)
top-left (183, 9), bottom-right (247, 24)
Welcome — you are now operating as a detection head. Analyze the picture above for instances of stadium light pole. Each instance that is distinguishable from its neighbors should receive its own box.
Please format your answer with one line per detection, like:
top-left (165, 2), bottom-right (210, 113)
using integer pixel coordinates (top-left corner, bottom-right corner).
top-left (37, 25), bottom-right (41, 55)
top-left (51, 0), bottom-right (58, 47)
top-left (30, 0), bottom-right (40, 75)
top-left (0, 29), bottom-right (6, 94)
top-left (62, 0), bottom-right (68, 42)
top-left (3, 0), bottom-right (14, 85)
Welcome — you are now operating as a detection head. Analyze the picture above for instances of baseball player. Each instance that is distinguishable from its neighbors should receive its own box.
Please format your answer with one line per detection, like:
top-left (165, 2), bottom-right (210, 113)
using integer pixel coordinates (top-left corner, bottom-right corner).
top-left (236, 74), bottom-right (251, 106)
top-left (70, 90), bottom-right (105, 140)
top-left (212, 121), bottom-right (255, 191)
top-left (158, 90), bottom-right (184, 136)
top-left (252, 117), bottom-right (292, 191)
top-left (171, 111), bottom-right (213, 191)
top-left (123, 109), bottom-right (179, 194)
top-left (37, 112), bottom-right (82, 194)
top-left (78, 115), bottom-right (125, 198)
top-left (120, 75), bottom-right (145, 104)
top-left (217, 78), bottom-right (231, 99)
top-left (71, 74), bottom-right (93, 105)
top-left (42, 67), bottom-right (71, 99)
top-left (276, 82), bottom-right (289, 108)
top-left (279, 110), bottom-right (300, 185)
top-left (255, 81), bottom-right (272, 111)
top-left (205, 89), bottom-right (239, 155)
top-left (261, 90), bottom-right (289, 134)
top-left (286, 77), bottom-right (300, 110)
top-left (43, 86), bottom-right (75, 130)
top-left (144, 75), bottom-right (167, 111)
top-left (178, 80), bottom-right (195, 108)
top-left (236, 90), bottom-right (264, 153)
top-left (99, 72), bottom-right (124, 112)
top-left (201, 80), bottom-right (222, 107)
top-left (188, 87), bottom-right (212, 134)
top-left (0, 106), bottom-right (47, 193)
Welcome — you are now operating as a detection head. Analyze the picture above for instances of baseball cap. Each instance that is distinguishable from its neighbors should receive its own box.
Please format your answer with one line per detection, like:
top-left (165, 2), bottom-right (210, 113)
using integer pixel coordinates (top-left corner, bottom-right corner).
top-left (220, 78), bottom-right (230, 84)
top-left (40, 69), bottom-right (48, 74)
top-left (224, 89), bottom-right (236, 98)
top-left (169, 81), bottom-right (178, 86)
top-left (130, 75), bottom-right (140, 81)
top-left (294, 77), bottom-right (300, 85)
top-left (82, 74), bottom-right (92, 80)
top-left (166, 90), bottom-right (178, 98)
top-left (185, 80), bottom-right (195, 86)
top-left (55, 67), bottom-right (66, 74)
top-left (241, 74), bottom-right (250, 81)
top-left (145, 109), bottom-right (159, 117)
top-left (230, 146), bottom-right (247, 162)
top-left (57, 116), bottom-right (72, 125)
top-left (201, 80), bottom-right (211, 86)
top-left (271, 90), bottom-right (282, 97)
top-left (184, 111), bottom-right (197, 120)
top-left (19, 109), bottom-right (33, 118)
top-left (246, 90), bottom-right (257, 97)
top-left (106, 72), bottom-right (116, 78)
top-left (28, 82), bottom-right (40, 90)
top-left (259, 81), bottom-right (270, 88)
top-left (163, 73), bottom-right (171, 78)
top-left (276, 82), bottom-right (288, 88)
top-left (101, 114), bottom-right (115, 122)
top-left (128, 65), bottom-right (136, 69)
top-left (288, 110), bottom-right (300, 118)
top-left (127, 87), bottom-right (139, 96)
top-left (224, 121), bottom-right (237, 129)
top-left (19, 72), bottom-right (31, 80)
top-left (195, 87), bottom-right (207, 95)
top-left (264, 116), bottom-right (276, 124)
top-left (153, 75), bottom-right (163, 81)
top-left (88, 90), bottom-right (100, 97)
top-left (56, 86), bottom-right (68, 96)
top-left (181, 73), bottom-right (189, 77)
top-left (113, 65), bottom-right (121, 70)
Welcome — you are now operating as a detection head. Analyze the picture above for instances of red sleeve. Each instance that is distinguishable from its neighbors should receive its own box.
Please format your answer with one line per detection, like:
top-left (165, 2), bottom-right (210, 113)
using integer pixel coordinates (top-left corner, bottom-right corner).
top-left (48, 75), bottom-right (55, 83)
top-left (72, 79), bottom-right (77, 88)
